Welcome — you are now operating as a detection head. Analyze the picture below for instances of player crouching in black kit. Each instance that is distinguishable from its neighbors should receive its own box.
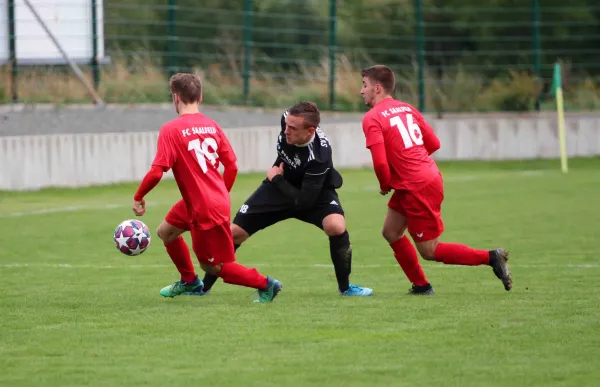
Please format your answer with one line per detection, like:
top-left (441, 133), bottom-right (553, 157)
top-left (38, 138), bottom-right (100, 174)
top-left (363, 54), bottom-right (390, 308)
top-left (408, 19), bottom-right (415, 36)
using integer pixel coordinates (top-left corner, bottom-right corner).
top-left (187, 102), bottom-right (373, 297)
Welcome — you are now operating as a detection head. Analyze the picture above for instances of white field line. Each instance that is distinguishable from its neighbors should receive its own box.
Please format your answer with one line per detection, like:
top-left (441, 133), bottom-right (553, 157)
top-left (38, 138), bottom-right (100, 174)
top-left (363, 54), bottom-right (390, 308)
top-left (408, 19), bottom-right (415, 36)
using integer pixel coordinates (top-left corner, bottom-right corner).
top-left (0, 201), bottom-right (170, 218)
top-left (0, 263), bottom-right (598, 270)
top-left (0, 170), bottom-right (549, 218)
top-left (352, 169), bottom-right (549, 192)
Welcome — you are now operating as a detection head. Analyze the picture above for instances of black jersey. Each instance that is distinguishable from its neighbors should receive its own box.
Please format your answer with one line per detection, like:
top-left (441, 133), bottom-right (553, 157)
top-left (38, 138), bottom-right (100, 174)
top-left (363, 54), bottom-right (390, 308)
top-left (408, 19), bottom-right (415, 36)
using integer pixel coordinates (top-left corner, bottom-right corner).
top-left (275, 111), bottom-right (343, 189)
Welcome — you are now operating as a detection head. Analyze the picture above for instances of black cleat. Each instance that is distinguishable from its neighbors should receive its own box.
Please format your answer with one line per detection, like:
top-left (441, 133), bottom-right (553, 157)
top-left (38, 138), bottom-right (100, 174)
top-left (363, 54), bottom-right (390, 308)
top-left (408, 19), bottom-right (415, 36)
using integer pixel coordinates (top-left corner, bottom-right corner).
top-left (489, 248), bottom-right (512, 291)
top-left (407, 283), bottom-right (435, 296)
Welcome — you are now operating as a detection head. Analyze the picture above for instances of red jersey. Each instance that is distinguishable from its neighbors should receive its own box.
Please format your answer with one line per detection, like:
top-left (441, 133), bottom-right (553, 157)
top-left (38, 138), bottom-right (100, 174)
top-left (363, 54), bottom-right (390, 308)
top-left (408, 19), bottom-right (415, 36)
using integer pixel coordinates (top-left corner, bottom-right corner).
top-left (362, 98), bottom-right (440, 191)
top-left (152, 113), bottom-right (236, 229)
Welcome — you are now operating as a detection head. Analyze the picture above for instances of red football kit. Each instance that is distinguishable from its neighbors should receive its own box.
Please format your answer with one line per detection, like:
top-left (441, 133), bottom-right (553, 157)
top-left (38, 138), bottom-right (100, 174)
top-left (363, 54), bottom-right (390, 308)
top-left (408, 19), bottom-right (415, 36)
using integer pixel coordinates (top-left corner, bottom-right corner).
top-left (135, 113), bottom-right (238, 266)
top-left (133, 111), bottom-right (272, 292)
top-left (361, 96), bottom-right (510, 292)
top-left (362, 98), bottom-right (443, 241)
top-left (153, 113), bottom-right (236, 229)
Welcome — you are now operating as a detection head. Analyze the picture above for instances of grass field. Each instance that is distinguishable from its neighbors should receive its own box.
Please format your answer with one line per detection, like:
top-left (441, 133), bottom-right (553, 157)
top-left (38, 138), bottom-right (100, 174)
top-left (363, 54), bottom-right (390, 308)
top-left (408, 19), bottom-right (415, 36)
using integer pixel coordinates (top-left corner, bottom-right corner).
top-left (1, 158), bottom-right (600, 386)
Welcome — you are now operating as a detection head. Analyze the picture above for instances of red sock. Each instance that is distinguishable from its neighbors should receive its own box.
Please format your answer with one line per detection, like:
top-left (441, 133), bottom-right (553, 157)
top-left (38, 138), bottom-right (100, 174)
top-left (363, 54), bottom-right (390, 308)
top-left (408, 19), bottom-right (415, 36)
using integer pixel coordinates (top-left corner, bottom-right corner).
top-left (165, 236), bottom-right (196, 283)
top-left (390, 236), bottom-right (429, 286)
top-left (218, 262), bottom-right (268, 289)
top-left (434, 243), bottom-right (490, 266)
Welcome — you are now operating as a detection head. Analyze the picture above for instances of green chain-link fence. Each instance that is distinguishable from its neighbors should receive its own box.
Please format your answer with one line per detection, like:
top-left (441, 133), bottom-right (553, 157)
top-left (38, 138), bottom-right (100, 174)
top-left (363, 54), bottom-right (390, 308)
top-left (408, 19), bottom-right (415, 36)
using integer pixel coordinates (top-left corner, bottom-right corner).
top-left (3, 0), bottom-right (600, 113)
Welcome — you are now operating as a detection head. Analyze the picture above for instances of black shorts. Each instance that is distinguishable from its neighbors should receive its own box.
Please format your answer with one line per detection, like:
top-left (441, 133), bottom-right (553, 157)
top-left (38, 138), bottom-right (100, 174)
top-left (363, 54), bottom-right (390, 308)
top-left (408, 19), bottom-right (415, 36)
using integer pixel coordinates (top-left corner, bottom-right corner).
top-left (232, 180), bottom-right (345, 236)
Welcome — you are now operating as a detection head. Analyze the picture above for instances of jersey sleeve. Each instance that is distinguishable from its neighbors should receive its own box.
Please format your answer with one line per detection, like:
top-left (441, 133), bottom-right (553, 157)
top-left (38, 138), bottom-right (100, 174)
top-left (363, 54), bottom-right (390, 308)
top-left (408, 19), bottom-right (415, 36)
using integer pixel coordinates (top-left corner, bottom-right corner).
top-left (368, 142), bottom-right (392, 191)
top-left (217, 128), bottom-right (238, 192)
top-left (362, 113), bottom-right (385, 148)
top-left (134, 165), bottom-right (164, 201)
top-left (416, 112), bottom-right (441, 155)
top-left (272, 155), bottom-right (283, 167)
top-left (280, 110), bottom-right (288, 132)
top-left (274, 128), bottom-right (284, 166)
top-left (312, 129), bottom-right (333, 164)
top-left (152, 126), bottom-right (177, 171)
top-left (218, 128), bottom-right (237, 168)
top-left (304, 159), bottom-right (330, 177)
top-left (297, 160), bottom-right (329, 206)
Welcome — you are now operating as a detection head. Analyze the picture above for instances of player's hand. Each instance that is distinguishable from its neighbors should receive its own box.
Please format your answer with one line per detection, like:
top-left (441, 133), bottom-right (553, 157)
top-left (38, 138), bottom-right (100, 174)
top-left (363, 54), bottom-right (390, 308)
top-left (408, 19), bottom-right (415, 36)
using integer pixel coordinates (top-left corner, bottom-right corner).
top-left (132, 198), bottom-right (146, 216)
top-left (267, 163), bottom-right (284, 181)
top-left (379, 189), bottom-right (391, 196)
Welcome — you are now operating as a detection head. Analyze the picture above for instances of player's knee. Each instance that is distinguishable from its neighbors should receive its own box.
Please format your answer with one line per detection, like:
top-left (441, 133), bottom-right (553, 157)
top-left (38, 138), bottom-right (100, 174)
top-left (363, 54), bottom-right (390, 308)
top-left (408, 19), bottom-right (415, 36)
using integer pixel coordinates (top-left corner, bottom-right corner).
top-left (230, 223), bottom-right (249, 245)
top-left (382, 208), bottom-right (408, 244)
top-left (420, 253), bottom-right (436, 261)
top-left (322, 214), bottom-right (346, 237)
top-left (416, 240), bottom-right (438, 261)
top-left (381, 227), bottom-right (402, 244)
top-left (157, 222), bottom-right (180, 244)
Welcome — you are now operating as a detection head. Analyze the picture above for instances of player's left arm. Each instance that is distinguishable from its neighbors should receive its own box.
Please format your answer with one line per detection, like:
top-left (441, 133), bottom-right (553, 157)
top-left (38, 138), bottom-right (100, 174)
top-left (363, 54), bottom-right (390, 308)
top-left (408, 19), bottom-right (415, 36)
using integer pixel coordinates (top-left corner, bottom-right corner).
top-left (218, 131), bottom-right (238, 192)
top-left (132, 127), bottom-right (173, 215)
top-left (272, 155), bottom-right (283, 167)
top-left (272, 112), bottom-right (287, 167)
top-left (417, 113), bottom-right (441, 155)
top-left (362, 115), bottom-right (392, 193)
top-left (270, 162), bottom-right (328, 210)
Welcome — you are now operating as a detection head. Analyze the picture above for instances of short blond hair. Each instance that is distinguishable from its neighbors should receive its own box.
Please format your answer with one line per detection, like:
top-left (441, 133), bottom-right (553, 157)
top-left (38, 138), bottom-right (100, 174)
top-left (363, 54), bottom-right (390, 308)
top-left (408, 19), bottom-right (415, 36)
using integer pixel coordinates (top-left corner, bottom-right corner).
top-left (169, 73), bottom-right (202, 104)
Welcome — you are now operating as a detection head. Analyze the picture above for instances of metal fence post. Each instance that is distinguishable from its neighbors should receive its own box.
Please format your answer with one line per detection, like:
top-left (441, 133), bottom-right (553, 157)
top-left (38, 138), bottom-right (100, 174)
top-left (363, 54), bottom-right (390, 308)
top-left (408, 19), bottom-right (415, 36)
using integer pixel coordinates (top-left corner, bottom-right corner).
top-left (329, 0), bottom-right (337, 110)
top-left (8, 0), bottom-right (18, 102)
top-left (532, 0), bottom-right (542, 111)
top-left (91, 0), bottom-right (100, 91)
top-left (167, 0), bottom-right (176, 78)
top-left (243, 0), bottom-right (253, 105)
top-left (415, 0), bottom-right (425, 112)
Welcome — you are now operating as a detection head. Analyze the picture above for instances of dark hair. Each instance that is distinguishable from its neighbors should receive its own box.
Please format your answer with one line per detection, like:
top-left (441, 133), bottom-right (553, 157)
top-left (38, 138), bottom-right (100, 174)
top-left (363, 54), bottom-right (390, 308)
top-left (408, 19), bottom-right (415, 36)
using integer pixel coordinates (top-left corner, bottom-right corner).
top-left (361, 65), bottom-right (396, 94)
top-left (288, 101), bottom-right (320, 129)
top-left (169, 73), bottom-right (202, 104)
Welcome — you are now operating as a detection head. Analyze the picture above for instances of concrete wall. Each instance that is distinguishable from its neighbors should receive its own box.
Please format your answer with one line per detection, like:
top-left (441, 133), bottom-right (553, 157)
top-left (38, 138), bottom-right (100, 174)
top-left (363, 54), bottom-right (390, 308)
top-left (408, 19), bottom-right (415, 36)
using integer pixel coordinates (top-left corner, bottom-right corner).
top-left (1, 109), bottom-right (599, 190)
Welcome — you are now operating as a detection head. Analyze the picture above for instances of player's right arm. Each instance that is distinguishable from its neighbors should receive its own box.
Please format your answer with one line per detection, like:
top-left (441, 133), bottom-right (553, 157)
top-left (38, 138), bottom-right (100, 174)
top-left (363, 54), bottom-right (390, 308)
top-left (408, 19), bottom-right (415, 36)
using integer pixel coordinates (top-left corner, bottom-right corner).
top-left (132, 125), bottom-right (175, 215)
top-left (270, 161), bottom-right (329, 210)
top-left (362, 114), bottom-right (392, 192)
top-left (416, 112), bottom-right (440, 155)
top-left (134, 166), bottom-right (163, 202)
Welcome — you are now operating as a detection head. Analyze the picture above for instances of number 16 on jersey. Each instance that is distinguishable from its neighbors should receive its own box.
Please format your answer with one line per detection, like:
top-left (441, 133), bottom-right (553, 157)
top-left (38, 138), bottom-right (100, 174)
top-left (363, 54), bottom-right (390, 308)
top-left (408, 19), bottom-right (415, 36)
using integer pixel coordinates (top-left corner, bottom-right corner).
top-left (390, 114), bottom-right (423, 149)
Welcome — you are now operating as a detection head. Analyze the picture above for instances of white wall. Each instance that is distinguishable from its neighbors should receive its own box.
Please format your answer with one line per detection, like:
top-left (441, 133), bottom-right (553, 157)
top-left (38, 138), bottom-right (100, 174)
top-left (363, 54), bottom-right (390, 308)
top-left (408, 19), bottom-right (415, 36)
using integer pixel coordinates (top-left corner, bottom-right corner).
top-left (2, 115), bottom-right (600, 191)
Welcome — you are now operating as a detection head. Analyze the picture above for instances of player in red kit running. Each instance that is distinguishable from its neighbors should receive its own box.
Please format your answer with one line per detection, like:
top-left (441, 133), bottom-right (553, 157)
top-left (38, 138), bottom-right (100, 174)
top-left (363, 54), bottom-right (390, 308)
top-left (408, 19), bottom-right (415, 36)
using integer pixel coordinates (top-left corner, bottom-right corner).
top-left (360, 65), bottom-right (512, 295)
top-left (132, 73), bottom-right (282, 303)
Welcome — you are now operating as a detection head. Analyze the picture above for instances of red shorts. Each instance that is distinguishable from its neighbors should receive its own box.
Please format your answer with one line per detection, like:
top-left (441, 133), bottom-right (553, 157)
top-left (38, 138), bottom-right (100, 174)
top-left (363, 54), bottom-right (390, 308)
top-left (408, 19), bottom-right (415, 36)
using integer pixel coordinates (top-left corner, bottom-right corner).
top-left (190, 221), bottom-right (236, 265)
top-left (165, 200), bottom-right (191, 231)
top-left (165, 200), bottom-right (235, 265)
top-left (388, 175), bottom-right (444, 242)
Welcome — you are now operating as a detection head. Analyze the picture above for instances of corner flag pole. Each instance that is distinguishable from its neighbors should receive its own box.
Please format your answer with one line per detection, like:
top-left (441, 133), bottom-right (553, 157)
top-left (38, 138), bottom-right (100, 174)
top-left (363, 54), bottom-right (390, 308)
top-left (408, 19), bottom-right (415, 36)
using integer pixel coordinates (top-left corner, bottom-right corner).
top-left (552, 62), bottom-right (568, 174)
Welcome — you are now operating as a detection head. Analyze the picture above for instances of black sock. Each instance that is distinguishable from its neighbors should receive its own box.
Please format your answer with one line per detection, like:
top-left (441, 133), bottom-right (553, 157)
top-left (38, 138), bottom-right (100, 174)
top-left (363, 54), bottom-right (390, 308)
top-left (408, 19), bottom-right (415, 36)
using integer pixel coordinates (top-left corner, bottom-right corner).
top-left (329, 230), bottom-right (352, 293)
top-left (202, 243), bottom-right (241, 292)
top-left (201, 272), bottom-right (218, 292)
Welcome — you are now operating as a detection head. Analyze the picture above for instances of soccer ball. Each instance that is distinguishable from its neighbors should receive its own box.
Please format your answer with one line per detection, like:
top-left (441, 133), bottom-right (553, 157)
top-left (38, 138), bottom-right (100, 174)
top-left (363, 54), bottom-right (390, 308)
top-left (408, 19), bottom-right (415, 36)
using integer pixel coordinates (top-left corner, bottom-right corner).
top-left (113, 219), bottom-right (151, 256)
